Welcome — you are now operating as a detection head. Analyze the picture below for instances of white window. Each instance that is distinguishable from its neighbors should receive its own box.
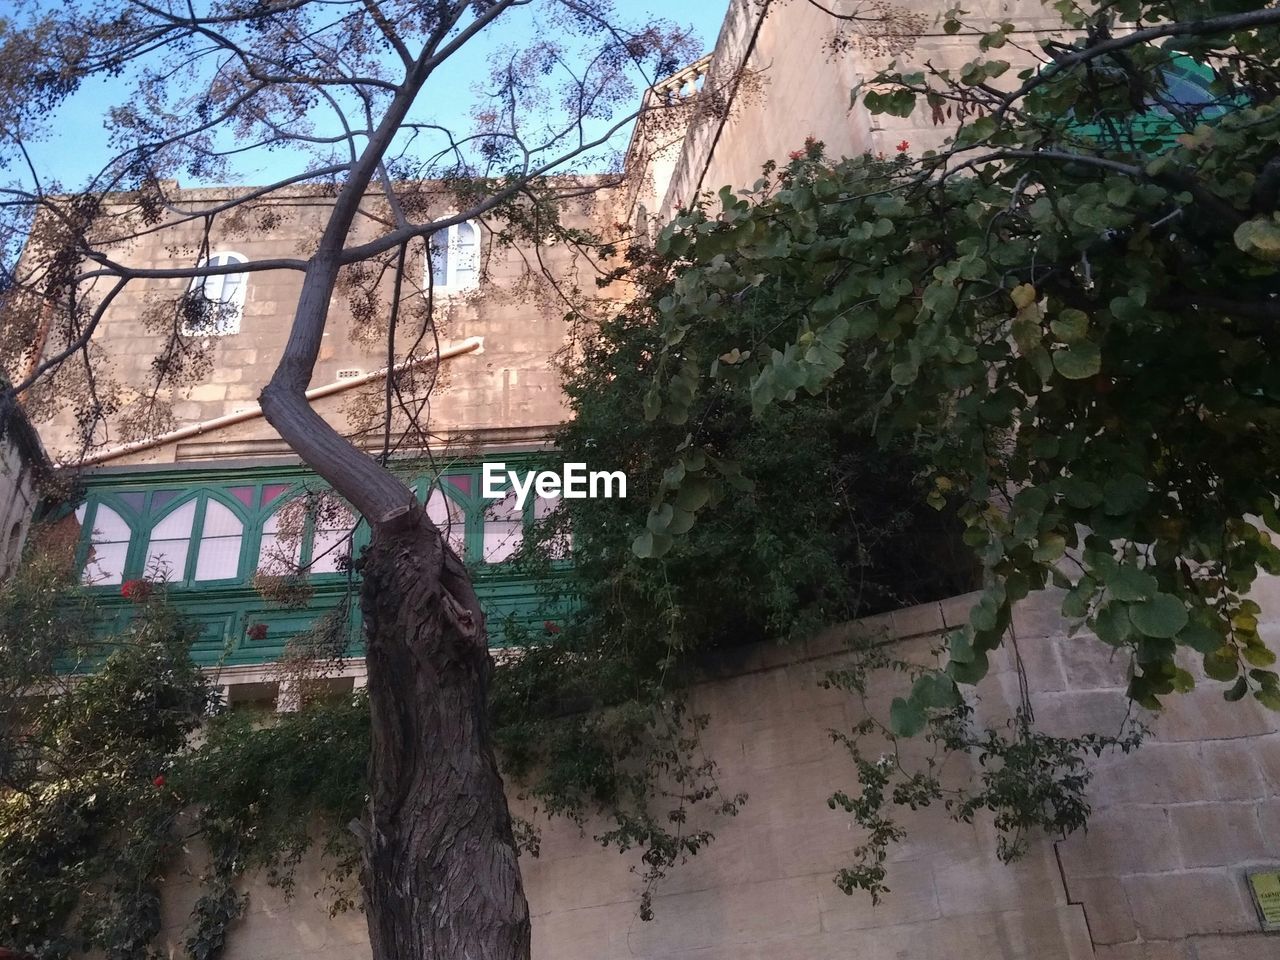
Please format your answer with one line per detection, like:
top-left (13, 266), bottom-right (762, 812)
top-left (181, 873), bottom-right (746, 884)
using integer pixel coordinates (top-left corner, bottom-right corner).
top-left (194, 501), bottom-right (243, 581)
top-left (257, 508), bottom-right (302, 576)
top-left (535, 492), bottom-right (571, 560)
top-left (426, 485), bottom-right (466, 556)
top-left (483, 490), bottom-right (522, 563)
top-left (427, 221), bottom-right (479, 293)
top-left (310, 503), bottom-right (355, 574)
top-left (76, 503), bottom-right (131, 585)
top-left (144, 499), bottom-right (197, 582)
top-left (257, 499), bottom-right (353, 576)
top-left (184, 251), bottom-right (247, 335)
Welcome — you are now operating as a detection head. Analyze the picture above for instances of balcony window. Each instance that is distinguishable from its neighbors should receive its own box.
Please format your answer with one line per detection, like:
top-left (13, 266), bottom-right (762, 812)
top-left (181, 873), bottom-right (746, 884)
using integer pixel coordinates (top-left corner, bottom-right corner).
top-left (75, 502), bottom-right (131, 585)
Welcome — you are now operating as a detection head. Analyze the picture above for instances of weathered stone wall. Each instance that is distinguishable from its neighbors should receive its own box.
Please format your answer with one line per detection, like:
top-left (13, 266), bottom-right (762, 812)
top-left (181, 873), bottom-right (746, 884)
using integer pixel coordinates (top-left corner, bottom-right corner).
top-left (0, 408), bottom-right (44, 579)
top-left (29, 185), bottom-right (607, 465)
top-left (154, 588), bottom-right (1279, 959)
top-left (647, 0), bottom-right (1072, 221)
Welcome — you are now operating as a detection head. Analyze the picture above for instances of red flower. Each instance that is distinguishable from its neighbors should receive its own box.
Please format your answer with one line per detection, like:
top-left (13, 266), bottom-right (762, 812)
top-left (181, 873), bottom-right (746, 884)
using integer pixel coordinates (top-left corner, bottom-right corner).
top-left (153, 775), bottom-right (166, 788)
top-left (788, 149), bottom-right (805, 161)
top-left (246, 623), bottom-right (269, 641)
top-left (543, 620), bottom-right (562, 635)
top-left (120, 578), bottom-right (151, 602)
top-left (896, 140), bottom-right (910, 153)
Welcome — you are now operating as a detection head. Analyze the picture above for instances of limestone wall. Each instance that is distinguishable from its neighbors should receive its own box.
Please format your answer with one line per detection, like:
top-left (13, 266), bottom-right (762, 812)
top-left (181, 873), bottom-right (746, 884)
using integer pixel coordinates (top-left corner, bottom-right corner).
top-left (155, 588), bottom-right (1280, 960)
top-left (28, 185), bottom-right (606, 465)
top-left (647, 0), bottom-right (1073, 221)
top-left (0, 408), bottom-right (43, 579)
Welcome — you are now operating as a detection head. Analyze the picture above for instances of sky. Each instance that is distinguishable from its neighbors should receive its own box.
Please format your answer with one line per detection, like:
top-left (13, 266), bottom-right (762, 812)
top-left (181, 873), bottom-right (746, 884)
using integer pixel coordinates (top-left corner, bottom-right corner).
top-left (21, 0), bottom-right (731, 191)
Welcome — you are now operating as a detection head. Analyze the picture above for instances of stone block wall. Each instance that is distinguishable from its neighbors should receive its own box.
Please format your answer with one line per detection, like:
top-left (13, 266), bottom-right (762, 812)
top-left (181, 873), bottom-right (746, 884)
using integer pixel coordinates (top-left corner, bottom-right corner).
top-left (647, 0), bottom-right (1075, 222)
top-left (154, 587), bottom-right (1279, 960)
top-left (0, 407), bottom-right (44, 579)
top-left (27, 184), bottom-right (606, 465)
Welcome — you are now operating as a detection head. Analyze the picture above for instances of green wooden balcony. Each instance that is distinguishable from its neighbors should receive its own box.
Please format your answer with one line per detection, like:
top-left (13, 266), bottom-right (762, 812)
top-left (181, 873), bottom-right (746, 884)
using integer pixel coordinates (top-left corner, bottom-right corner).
top-left (66, 455), bottom-right (572, 666)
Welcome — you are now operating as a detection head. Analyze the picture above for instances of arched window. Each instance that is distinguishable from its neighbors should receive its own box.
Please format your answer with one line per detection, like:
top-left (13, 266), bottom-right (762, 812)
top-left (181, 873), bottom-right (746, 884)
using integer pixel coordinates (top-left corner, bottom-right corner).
top-left (75, 503), bottom-right (131, 585)
top-left (184, 251), bottom-right (248, 335)
top-left (426, 485), bottom-right (465, 556)
top-left (427, 221), bottom-right (480, 293)
top-left (193, 501), bottom-right (244, 581)
top-left (257, 496), bottom-right (354, 576)
top-left (143, 500), bottom-right (197, 581)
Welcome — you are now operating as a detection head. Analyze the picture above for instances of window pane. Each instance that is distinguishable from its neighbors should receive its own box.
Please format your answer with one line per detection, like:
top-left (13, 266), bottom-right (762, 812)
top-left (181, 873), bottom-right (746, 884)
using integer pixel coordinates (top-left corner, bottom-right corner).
top-left (483, 491), bottom-right (522, 563)
top-left (195, 502), bottom-right (243, 581)
top-left (145, 500), bottom-right (196, 581)
top-left (186, 253), bottom-right (245, 336)
top-left (429, 236), bottom-right (449, 288)
top-left (311, 504), bottom-right (355, 574)
top-left (151, 500), bottom-right (197, 539)
top-left (195, 536), bottom-right (242, 581)
top-left (258, 509), bottom-right (302, 575)
top-left (77, 503), bottom-right (132, 586)
top-left (426, 487), bottom-right (465, 555)
top-left (202, 501), bottom-right (241, 536)
top-left (86, 541), bottom-right (129, 585)
top-left (453, 222), bottom-right (479, 288)
top-left (534, 493), bottom-right (571, 559)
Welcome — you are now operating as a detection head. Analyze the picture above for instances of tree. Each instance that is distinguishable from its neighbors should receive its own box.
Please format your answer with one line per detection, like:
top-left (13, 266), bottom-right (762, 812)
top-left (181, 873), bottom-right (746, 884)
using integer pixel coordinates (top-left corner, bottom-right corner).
top-left (0, 3), bottom-right (704, 958)
top-left (636, 0), bottom-right (1280, 726)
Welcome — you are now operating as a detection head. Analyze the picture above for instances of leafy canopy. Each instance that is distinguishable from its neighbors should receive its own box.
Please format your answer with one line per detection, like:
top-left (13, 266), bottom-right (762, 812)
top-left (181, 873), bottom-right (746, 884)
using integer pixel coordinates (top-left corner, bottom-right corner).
top-left (633, 0), bottom-right (1280, 729)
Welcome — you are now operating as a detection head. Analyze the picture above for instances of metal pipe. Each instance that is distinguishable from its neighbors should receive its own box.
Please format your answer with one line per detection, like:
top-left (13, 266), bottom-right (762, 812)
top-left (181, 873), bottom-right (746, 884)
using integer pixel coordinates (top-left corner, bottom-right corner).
top-left (71, 336), bottom-right (484, 468)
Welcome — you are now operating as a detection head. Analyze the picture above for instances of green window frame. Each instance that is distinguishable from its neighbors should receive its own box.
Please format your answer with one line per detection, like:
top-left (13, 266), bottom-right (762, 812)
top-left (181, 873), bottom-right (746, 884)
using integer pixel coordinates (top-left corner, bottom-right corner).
top-left (62, 455), bottom-right (573, 665)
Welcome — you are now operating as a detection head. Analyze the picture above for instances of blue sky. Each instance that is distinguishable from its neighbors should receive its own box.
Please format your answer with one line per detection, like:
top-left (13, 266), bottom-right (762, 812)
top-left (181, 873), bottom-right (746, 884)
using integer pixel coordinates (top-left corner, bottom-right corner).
top-left (23, 1), bottom-right (731, 191)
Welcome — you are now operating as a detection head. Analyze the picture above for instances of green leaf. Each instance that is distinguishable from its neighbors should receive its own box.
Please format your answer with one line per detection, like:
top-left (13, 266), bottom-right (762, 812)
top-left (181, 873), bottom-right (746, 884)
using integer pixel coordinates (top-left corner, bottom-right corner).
top-left (1179, 621), bottom-right (1222, 654)
top-left (911, 673), bottom-right (961, 710)
top-left (1049, 309), bottom-right (1089, 343)
top-left (890, 361), bottom-right (917, 386)
top-left (949, 628), bottom-right (975, 664)
top-left (646, 504), bottom-right (674, 534)
top-left (1257, 688), bottom-right (1280, 711)
top-left (1052, 341), bottom-right (1101, 380)
top-left (1033, 532), bottom-right (1067, 563)
top-left (674, 478), bottom-right (712, 513)
top-left (1224, 676), bottom-right (1248, 702)
top-left (1204, 647), bottom-right (1240, 682)
top-left (923, 283), bottom-right (959, 318)
top-left (1129, 594), bottom-right (1188, 638)
top-left (1107, 565), bottom-right (1157, 602)
top-left (889, 696), bottom-right (926, 737)
top-left (632, 530), bottom-right (655, 558)
top-left (1103, 474), bottom-right (1149, 516)
top-left (1093, 602), bottom-right (1132, 646)
top-left (1233, 216), bottom-right (1280, 263)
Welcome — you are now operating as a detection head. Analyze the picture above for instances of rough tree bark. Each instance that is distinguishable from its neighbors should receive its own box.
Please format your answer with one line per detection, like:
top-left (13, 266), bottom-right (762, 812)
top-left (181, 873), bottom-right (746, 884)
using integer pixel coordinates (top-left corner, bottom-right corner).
top-left (255, 8), bottom-right (536, 956)
top-left (359, 510), bottom-right (529, 959)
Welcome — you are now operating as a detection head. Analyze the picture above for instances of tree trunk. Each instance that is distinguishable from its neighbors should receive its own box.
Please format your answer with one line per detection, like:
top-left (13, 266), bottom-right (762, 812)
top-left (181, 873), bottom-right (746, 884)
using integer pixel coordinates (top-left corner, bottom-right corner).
top-left (358, 507), bottom-right (530, 960)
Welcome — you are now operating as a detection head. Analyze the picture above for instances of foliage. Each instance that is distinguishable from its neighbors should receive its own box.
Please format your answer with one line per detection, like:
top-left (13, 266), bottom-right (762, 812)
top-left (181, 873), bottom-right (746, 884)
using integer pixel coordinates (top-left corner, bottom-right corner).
top-left (0, 553), bottom-right (214, 960)
top-left (0, 548), bottom-right (369, 960)
top-left (490, 198), bottom-right (975, 905)
top-left (635, 1), bottom-right (1280, 732)
top-left (823, 633), bottom-right (1142, 902)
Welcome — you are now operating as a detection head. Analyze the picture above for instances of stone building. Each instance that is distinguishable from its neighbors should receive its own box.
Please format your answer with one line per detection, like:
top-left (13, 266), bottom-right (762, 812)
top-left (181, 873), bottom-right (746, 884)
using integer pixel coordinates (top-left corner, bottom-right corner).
top-left (5, 0), bottom-right (1280, 958)
top-left (0, 402), bottom-right (45, 580)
